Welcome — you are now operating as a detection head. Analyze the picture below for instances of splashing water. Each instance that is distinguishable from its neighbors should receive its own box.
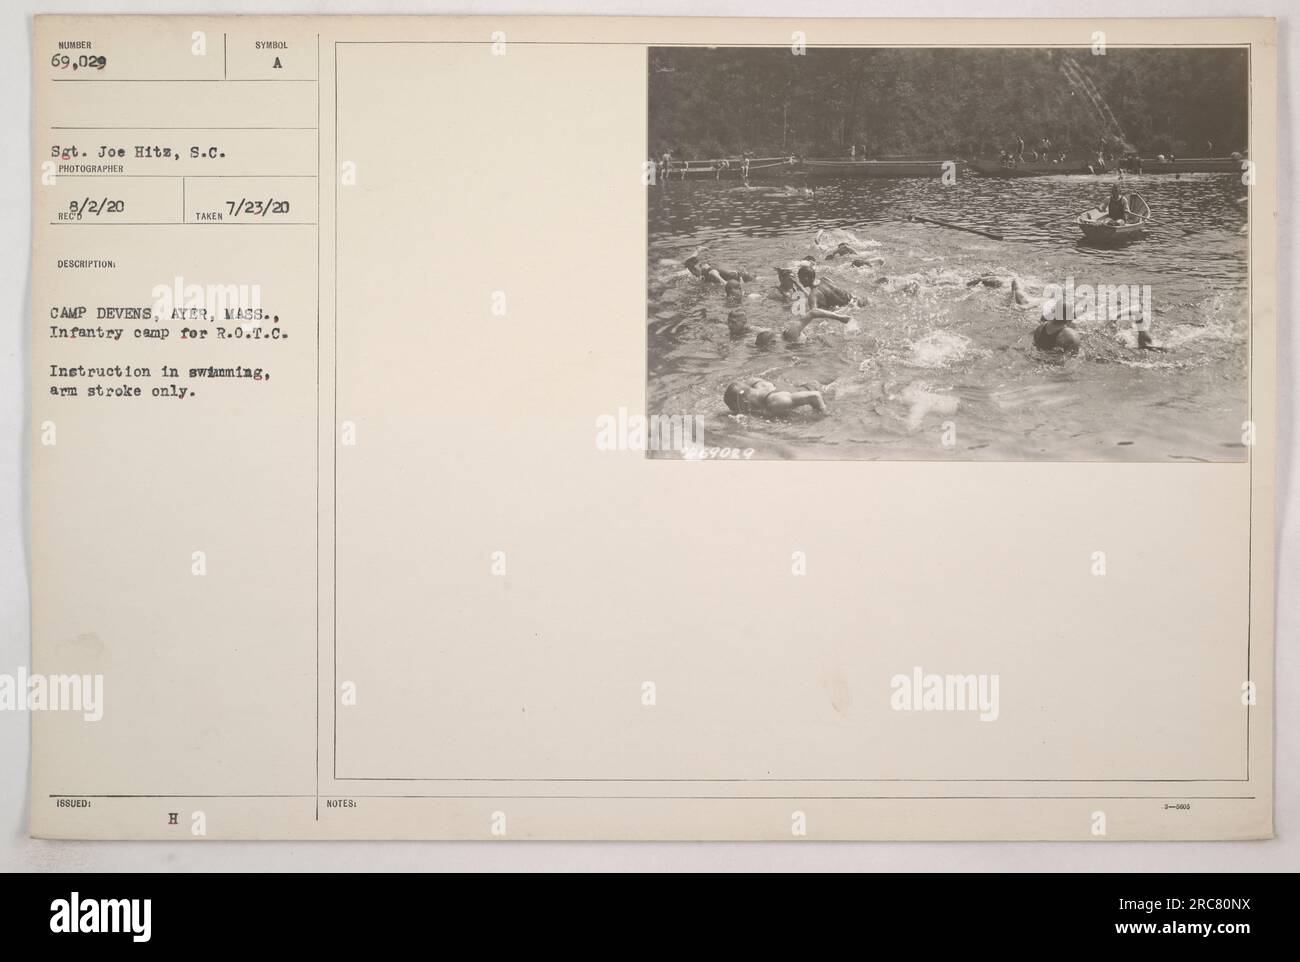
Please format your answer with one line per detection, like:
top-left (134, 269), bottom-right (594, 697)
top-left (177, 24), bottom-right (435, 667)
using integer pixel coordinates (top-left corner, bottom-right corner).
top-left (905, 330), bottom-right (981, 369)
top-left (648, 175), bottom-right (1248, 461)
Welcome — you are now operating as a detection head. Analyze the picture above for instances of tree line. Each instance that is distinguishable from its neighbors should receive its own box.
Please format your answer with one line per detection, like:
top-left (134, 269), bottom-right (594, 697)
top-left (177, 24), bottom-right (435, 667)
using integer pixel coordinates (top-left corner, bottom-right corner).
top-left (648, 47), bottom-right (1249, 161)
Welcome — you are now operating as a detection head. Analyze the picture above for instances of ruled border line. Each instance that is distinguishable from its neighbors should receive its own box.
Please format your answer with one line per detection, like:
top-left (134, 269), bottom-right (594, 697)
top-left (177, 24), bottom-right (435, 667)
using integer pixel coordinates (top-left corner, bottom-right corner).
top-left (328, 39), bottom-right (1257, 790)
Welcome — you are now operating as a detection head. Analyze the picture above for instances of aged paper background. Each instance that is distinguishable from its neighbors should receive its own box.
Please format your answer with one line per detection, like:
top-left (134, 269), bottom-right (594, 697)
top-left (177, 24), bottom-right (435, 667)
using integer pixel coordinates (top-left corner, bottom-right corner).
top-left (21, 12), bottom-right (1277, 843)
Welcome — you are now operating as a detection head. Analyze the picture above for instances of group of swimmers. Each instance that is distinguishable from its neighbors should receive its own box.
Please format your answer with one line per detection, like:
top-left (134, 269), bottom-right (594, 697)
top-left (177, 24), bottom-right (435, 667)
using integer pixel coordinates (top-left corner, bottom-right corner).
top-left (684, 253), bottom-right (857, 340)
top-left (675, 230), bottom-right (1159, 418)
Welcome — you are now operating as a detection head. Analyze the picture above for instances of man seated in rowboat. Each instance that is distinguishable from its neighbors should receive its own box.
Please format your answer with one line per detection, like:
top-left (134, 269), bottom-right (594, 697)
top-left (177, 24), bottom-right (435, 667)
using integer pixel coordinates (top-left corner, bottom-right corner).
top-left (1102, 185), bottom-right (1131, 225)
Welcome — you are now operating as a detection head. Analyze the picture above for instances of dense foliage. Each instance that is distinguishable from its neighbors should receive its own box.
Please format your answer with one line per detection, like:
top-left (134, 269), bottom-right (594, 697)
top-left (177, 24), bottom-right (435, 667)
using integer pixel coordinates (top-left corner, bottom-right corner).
top-left (648, 47), bottom-right (1249, 161)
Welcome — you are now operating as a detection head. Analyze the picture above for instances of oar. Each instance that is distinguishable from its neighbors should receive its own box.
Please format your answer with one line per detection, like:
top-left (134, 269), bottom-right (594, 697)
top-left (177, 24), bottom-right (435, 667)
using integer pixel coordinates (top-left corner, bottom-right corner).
top-left (1032, 212), bottom-right (1084, 229)
top-left (907, 214), bottom-right (1004, 241)
top-left (1133, 213), bottom-right (1194, 234)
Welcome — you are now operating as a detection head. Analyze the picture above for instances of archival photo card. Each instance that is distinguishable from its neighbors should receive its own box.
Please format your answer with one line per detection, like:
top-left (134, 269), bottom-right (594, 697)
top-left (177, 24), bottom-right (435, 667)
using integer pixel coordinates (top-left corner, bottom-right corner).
top-left (26, 16), bottom-right (1275, 841)
top-left (645, 45), bottom-right (1254, 462)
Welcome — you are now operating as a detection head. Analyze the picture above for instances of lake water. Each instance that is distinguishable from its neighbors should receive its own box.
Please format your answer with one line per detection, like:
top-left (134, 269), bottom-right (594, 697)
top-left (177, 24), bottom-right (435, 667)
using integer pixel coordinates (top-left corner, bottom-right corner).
top-left (646, 172), bottom-right (1250, 461)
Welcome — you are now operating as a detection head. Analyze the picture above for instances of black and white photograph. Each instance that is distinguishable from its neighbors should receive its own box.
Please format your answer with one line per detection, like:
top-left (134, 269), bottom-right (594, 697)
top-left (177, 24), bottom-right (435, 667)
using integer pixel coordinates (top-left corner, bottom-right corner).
top-left (647, 46), bottom-right (1252, 461)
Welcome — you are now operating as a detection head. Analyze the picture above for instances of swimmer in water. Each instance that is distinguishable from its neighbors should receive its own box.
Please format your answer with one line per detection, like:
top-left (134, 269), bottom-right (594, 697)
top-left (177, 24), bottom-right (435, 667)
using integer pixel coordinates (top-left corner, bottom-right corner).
top-left (727, 309), bottom-right (755, 338)
top-left (797, 264), bottom-right (855, 310)
top-left (1010, 277), bottom-right (1033, 306)
top-left (727, 308), bottom-right (840, 348)
top-left (775, 263), bottom-right (856, 311)
top-left (774, 266), bottom-right (852, 316)
top-left (778, 306), bottom-right (855, 344)
top-left (1032, 300), bottom-right (1081, 353)
top-left (771, 267), bottom-right (859, 341)
top-left (1111, 304), bottom-right (1170, 351)
top-left (685, 254), bottom-right (755, 285)
top-left (825, 242), bottom-right (863, 259)
top-left (684, 255), bottom-right (725, 284)
top-left (723, 377), bottom-right (828, 417)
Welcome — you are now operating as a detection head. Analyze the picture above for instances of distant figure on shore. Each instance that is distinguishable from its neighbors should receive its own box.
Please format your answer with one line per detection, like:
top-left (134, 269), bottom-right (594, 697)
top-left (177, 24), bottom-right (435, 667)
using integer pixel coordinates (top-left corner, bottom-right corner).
top-left (659, 150), bottom-right (672, 181)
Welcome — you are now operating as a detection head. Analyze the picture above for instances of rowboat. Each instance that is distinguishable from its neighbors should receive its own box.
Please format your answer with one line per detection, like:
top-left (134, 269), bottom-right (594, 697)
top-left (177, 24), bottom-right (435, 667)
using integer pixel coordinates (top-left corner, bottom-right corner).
top-left (1077, 192), bottom-right (1150, 244)
top-left (803, 158), bottom-right (951, 179)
